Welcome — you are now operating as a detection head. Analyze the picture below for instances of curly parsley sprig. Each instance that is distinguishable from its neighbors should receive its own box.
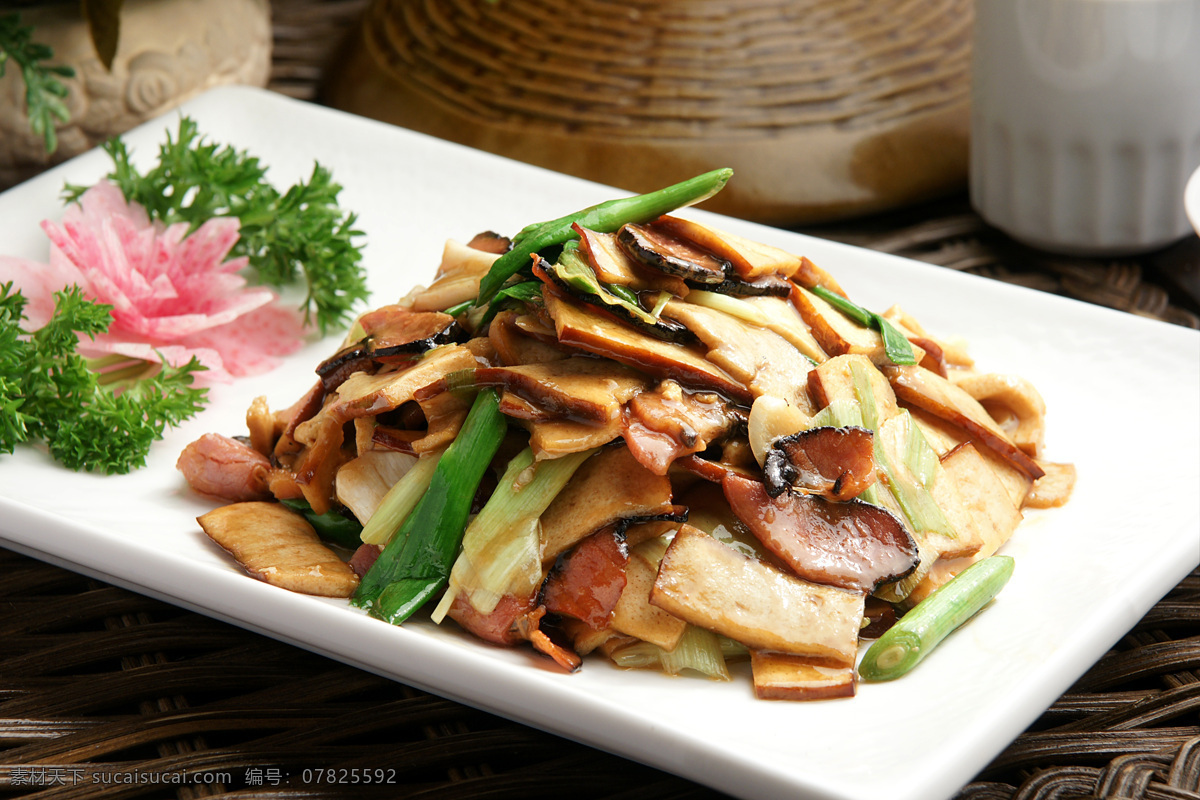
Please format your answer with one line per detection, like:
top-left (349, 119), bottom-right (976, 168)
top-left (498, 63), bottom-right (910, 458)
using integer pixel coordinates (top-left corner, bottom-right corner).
top-left (63, 117), bottom-right (369, 334)
top-left (0, 282), bottom-right (208, 474)
top-left (0, 13), bottom-right (75, 154)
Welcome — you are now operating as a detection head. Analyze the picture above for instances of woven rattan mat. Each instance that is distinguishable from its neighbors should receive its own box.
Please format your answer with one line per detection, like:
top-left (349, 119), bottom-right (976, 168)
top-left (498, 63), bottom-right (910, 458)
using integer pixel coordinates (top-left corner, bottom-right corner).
top-left (2, 550), bottom-right (1198, 799)
top-left (1, 3), bottom-right (1198, 798)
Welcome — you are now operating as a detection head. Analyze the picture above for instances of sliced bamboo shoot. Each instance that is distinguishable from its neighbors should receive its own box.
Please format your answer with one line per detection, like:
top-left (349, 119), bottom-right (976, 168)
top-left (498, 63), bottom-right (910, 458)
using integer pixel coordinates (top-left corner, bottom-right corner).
top-left (197, 502), bottom-right (359, 597)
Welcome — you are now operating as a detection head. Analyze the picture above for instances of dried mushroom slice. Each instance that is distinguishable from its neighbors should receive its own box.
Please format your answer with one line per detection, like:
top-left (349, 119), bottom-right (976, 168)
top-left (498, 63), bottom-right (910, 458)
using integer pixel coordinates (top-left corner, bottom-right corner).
top-left (317, 307), bottom-right (460, 390)
top-left (617, 221), bottom-right (729, 284)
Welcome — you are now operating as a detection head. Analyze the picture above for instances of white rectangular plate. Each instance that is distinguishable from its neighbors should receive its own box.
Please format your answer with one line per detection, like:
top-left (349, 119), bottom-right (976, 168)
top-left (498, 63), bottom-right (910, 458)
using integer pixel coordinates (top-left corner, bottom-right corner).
top-left (2, 86), bottom-right (1198, 800)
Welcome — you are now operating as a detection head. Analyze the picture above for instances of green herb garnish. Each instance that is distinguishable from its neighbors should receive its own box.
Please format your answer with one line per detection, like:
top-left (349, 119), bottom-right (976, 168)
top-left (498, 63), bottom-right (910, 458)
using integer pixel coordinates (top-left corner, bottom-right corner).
top-left (0, 13), bottom-right (74, 154)
top-left (63, 117), bottom-right (368, 334)
top-left (0, 282), bottom-right (208, 474)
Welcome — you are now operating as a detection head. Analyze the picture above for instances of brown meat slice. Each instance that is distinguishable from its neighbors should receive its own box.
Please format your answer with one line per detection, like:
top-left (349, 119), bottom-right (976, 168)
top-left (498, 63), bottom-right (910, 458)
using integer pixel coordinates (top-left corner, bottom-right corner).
top-left (622, 380), bottom-right (742, 475)
top-left (722, 472), bottom-right (918, 593)
top-left (541, 528), bottom-right (629, 630)
top-left (177, 433), bottom-right (272, 502)
top-left (197, 502), bottom-right (359, 597)
top-left (762, 426), bottom-right (877, 501)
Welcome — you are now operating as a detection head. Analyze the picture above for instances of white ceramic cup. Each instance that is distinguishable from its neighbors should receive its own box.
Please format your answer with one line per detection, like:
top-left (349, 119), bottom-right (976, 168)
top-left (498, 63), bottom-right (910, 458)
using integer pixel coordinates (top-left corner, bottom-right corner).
top-left (970, 0), bottom-right (1200, 255)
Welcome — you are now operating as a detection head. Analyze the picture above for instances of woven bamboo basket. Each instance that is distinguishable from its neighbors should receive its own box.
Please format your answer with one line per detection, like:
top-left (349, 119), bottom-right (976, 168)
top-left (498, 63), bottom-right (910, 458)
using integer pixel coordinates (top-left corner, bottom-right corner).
top-left (322, 0), bottom-right (973, 225)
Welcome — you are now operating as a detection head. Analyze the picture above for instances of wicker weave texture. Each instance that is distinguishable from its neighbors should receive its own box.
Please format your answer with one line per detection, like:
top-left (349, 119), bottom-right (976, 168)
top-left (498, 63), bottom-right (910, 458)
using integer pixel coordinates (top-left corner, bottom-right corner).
top-left (2, 549), bottom-right (1198, 800)
top-left (358, 0), bottom-right (970, 140)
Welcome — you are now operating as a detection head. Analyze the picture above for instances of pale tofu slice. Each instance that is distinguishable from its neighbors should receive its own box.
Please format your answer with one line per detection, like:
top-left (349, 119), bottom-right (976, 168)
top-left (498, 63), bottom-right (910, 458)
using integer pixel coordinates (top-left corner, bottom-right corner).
top-left (649, 526), bottom-right (864, 663)
top-left (750, 651), bottom-right (857, 701)
top-left (610, 545), bottom-right (688, 651)
top-left (1025, 460), bottom-right (1077, 509)
top-left (741, 295), bottom-right (829, 364)
top-left (539, 446), bottom-right (675, 566)
top-left (906, 442), bottom-right (1026, 604)
top-left (933, 442), bottom-right (1024, 560)
top-left (197, 502), bottom-right (359, 597)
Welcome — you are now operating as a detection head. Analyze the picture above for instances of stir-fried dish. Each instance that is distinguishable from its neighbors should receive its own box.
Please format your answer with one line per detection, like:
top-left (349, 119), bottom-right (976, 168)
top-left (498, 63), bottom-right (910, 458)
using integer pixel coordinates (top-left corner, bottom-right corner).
top-left (178, 171), bottom-right (1075, 700)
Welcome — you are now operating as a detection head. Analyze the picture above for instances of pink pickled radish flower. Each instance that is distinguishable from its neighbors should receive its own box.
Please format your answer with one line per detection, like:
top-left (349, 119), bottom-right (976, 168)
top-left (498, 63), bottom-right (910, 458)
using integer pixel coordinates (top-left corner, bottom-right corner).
top-left (0, 181), bottom-right (306, 385)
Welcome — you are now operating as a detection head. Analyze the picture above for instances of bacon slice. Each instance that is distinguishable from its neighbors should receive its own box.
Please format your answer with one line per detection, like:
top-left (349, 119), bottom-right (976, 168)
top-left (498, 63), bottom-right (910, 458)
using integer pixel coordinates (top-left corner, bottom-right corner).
top-left (762, 426), bottom-right (877, 501)
top-left (447, 592), bottom-right (537, 646)
top-left (177, 433), bottom-right (272, 502)
top-left (722, 472), bottom-right (918, 593)
top-left (622, 381), bottom-right (743, 475)
top-left (447, 594), bottom-right (581, 671)
top-left (541, 528), bottom-right (629, 630)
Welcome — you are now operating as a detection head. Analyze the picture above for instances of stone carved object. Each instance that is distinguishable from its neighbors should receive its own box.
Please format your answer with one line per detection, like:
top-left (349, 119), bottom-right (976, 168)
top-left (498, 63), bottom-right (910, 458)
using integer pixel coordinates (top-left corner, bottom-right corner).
top-left (325, 0), bottom-right (973, 225)
top-left (0, 0), bottom-right (271, 189)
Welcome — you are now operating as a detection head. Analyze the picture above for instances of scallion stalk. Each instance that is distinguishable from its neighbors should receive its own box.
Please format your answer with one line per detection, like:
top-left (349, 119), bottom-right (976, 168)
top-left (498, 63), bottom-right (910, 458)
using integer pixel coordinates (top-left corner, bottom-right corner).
top-left (811, 285), bottom-right (916, 366)
top-left (609, 626), bottom-right (731, 680)
top-left (859, 555), bottom-right (1015, 681)
top-left (685, 289), bottom-right (771, 326)
top-left (431, 446), bottom-right (598, 622)
top-left (358, 447), bottom-right (445, 545)
top-left (475, 169), bottom-right (733, 305)
top-left (352, 389), bottom-right (507, 624)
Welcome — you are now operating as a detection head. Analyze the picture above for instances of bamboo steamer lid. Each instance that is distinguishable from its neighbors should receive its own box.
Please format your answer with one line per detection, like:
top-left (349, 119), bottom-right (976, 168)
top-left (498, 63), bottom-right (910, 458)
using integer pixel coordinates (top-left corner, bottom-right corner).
top-left (324, 0), bottom-right (971, 225)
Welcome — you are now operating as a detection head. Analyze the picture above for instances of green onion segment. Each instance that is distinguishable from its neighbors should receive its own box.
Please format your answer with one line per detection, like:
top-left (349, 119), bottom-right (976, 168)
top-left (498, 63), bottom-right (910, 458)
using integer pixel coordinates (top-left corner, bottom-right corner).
top-left (432, 446), bottom-right (597, 621)
top-left (811, 285), bottom-right (916, 366)
top-left (859, 555), bottom-right (1015, 681)
top-left (475, 168), bottom-right (733, 305)
top-left (352, 389), bottom-right (506, 624)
